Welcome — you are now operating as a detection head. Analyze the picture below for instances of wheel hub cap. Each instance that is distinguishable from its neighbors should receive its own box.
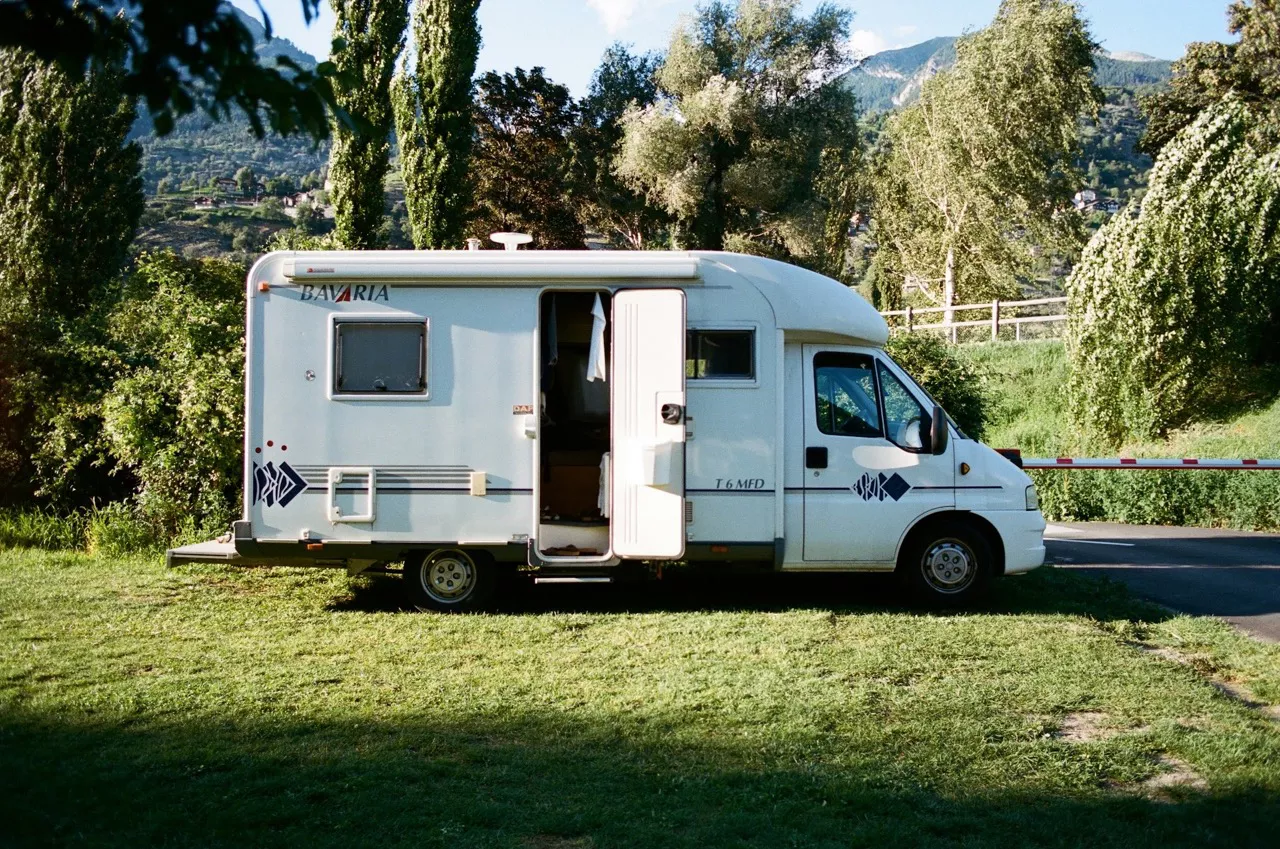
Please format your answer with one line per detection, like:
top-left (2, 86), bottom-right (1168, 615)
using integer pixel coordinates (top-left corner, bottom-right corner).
top-left (422, 554), bottom-right (474, 601)
top-left (923, 541), bottom-right (974, 592)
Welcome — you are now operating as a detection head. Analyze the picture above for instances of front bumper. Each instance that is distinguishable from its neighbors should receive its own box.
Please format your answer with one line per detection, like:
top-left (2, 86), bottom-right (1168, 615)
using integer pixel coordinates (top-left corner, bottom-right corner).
top-left (976, 509), bottom-right (1047, 575)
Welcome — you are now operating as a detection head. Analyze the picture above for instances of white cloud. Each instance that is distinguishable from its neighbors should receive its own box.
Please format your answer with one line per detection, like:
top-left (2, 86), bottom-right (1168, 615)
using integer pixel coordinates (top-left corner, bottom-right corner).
top-left (587, 0), bottom-right (642, 34)
top-left (848, 29), bottom-right (890, 60)
top-left (895, 24), bottom-right (919, 37)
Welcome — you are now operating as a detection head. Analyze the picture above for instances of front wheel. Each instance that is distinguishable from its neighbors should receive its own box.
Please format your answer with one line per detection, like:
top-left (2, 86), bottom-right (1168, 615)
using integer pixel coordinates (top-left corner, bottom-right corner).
top-left (404, 549), bottom-right (497, 612)
top-left (897, 520), bottom-right (993, 607)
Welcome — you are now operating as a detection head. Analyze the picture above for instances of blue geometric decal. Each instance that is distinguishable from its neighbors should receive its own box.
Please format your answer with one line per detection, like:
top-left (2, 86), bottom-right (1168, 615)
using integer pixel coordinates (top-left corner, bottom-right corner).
top-left (252, 461), bottom-right (307, 507)
top-left (852, 472), bottom-right (911, 502)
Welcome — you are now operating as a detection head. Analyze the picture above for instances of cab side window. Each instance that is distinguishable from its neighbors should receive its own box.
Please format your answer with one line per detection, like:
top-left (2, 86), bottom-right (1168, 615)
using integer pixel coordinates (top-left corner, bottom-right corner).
top-left (878, 363), bottom-right (927, 451)
top-left (814, 353), bottom-right (882, 437)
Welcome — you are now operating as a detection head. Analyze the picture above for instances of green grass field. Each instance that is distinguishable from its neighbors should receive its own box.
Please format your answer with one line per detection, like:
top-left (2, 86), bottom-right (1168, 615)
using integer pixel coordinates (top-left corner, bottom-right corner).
top-left (3, 550), bottom-right (1280, 847)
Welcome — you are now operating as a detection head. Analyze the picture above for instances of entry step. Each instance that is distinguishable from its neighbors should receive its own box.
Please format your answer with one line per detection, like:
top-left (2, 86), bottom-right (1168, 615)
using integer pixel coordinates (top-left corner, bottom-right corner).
top-left (533, 576), bottom-right (614, 585)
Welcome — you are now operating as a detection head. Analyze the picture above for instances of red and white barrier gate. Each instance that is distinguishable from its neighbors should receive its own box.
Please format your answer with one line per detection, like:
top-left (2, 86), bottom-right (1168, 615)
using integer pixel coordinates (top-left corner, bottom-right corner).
top-left (1020, 457), bottom-right (1280, 471)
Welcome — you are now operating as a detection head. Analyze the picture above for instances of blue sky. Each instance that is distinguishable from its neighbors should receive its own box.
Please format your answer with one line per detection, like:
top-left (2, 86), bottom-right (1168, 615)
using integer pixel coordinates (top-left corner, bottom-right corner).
top-left (233, 0), bottom-right (1234, 96)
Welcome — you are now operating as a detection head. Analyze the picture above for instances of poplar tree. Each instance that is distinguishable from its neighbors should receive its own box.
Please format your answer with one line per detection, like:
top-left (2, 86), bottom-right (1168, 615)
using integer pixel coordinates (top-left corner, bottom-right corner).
top-left (393, 0), bottom-right (481, 249)
top-left (328, 0), bottom-right (409, 249)
top-left (0, 47), bottom-right (143, 501)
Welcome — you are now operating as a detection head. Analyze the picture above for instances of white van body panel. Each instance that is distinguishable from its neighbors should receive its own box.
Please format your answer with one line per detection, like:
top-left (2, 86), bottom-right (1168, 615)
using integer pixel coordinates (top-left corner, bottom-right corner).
top-left (234, 250), bottom-right (1042, 576)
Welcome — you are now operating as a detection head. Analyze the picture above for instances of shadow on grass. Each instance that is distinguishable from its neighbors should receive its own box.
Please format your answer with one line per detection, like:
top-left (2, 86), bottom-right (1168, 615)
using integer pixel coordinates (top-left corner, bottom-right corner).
top-left (2, 707), bottom-right (1273, 849)
top-left (330, 566), bottom-right (1172, 624)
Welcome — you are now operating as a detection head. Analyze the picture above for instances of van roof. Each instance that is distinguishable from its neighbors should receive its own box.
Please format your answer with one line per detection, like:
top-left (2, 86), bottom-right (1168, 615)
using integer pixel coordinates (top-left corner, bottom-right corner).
top-left (259, 250), bottom-right (888, 348)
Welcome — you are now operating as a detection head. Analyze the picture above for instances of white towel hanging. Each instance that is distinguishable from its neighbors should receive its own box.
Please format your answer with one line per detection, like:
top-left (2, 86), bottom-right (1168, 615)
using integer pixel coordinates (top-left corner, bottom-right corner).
top-left (586, 293), bottom-right (607, 382)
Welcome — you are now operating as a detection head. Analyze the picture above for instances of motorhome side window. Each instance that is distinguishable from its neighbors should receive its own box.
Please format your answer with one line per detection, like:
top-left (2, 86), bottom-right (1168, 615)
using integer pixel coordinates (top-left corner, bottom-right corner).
top-left (686, 329), bottom-right (754, 379)
top-left (333, 320), bottom-right (427, 394)
top-left (814, 352), bottom-right (881, 437)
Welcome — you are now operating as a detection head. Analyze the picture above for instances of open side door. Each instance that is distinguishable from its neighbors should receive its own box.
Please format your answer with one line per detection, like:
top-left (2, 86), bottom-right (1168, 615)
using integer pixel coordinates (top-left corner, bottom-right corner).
top-left (611, 289), bottom-right (687, 559)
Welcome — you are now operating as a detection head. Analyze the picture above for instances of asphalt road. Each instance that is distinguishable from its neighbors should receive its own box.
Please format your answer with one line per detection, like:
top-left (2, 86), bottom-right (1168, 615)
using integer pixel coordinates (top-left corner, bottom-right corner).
top-left (1046, 522), bottom-right (1280, 642)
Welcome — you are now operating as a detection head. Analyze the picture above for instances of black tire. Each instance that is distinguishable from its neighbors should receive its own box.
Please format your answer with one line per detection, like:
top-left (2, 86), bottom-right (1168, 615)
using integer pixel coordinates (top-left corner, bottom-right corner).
top-left (897, 518), bottom-right (993, 608)
top-left (403, 549), bottom-right (497, 612)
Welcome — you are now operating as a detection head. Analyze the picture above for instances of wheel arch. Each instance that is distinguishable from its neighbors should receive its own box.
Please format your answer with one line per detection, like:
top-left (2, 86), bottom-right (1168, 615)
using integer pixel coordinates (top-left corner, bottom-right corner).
top-left (897, 511), bottom-right (1006, 576)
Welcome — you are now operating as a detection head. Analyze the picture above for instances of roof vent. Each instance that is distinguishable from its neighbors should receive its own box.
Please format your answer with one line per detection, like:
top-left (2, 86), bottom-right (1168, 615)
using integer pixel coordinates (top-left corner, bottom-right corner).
top-left (465, 237), bottom-right (482, 251)
top-left (490, 232), bottom-right (533, 251)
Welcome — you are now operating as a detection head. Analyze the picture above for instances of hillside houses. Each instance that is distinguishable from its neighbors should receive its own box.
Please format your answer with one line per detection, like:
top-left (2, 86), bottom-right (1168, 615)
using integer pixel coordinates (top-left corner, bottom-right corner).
top-left (1073, 189), bottom-right (1123, 215)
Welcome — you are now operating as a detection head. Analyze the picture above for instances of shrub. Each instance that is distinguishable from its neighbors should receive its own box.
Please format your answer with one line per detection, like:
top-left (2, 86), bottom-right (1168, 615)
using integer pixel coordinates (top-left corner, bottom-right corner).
top-left (885, 333), bottom-right (987, 439)
top-left (1032, 468), bottom-right (1280, 532)
top-left (99, 251), bottom-right (246, 538)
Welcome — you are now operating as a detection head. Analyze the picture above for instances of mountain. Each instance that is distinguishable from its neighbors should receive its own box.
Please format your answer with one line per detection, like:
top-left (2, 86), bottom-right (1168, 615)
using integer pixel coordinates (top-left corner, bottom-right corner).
top-left (136, 3), bottom-right (329, 195)
top-left (842, 37), bottom-right (1173, 114)
top-left (229, 6), bottom-right (319, 72)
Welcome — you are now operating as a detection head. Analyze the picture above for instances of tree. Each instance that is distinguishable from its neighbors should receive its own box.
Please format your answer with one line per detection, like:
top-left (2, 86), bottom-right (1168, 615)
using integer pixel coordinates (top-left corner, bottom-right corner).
top-left (1067, 99), bottom-right (1280, 444)
top-left (265, 175), bottom-right (297, 197)
top-left (0, 1), bottom-right (340, 138)
top-left (234, 165), bottom-right (257, 196)
top-left (571, 44), bottom-right (669, 249)
top-left (870, 0), bottom-right (1100, 316)
top-left (1141, 1), bottom-right (1280, 155)
top-left (466, 68), bottom-right (585, 249)
top-left (615, 0), bottom-right (859, 264)
top-left (393, 0), bottom-right (481, 249)
top-left (327, 0), bottom-right (408, 250)
top-left (0, 47), bottom-right (143, 503)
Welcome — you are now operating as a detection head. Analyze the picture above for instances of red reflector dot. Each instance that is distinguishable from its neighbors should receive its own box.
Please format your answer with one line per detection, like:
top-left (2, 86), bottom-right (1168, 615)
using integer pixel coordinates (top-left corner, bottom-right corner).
top-left (255, 447), bottom-right (261, 454)
top-left (267, 440), bottom-right (274, 447)
top-left (281, 445), bottom-right (287, 451)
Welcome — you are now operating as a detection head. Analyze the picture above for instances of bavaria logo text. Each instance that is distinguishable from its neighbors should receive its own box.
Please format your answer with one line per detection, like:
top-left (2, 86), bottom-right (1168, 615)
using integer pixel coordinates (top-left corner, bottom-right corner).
top-left (300, 284), bottom-right (390, 303)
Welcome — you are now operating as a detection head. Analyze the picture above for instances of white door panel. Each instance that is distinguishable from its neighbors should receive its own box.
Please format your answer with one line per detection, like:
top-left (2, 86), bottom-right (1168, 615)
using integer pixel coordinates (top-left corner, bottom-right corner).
top-left (611, 290), bottom-right (687, 558)
top-left (801, 345), bottom-right (954, 563)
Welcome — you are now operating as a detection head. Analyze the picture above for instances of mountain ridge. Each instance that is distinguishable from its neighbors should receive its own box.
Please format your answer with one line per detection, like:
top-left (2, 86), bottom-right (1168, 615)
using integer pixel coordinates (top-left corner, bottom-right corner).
top-left (843, 36), bottom-right (1174, 114)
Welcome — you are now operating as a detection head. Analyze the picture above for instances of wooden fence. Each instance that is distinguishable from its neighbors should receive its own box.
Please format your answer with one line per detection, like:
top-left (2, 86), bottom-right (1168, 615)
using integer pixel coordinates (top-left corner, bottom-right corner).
top-left (880, 296), bottom-right (1068, 342)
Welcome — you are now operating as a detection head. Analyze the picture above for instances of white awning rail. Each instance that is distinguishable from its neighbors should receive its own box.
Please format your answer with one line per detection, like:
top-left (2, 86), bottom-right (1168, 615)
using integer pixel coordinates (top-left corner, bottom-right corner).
top-left (280, 252), bottom-right (700, 282)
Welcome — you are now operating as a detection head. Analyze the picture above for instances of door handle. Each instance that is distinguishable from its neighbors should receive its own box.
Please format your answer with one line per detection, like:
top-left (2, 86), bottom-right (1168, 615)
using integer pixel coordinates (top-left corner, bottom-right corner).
top-left (806, 447), bottom-right (828, 469)
top-left (661, 403), bottom-right (684, 425)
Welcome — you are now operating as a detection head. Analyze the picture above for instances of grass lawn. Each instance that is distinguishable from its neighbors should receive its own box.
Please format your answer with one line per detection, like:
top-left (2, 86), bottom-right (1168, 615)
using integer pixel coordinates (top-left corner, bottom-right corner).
top-left (3, 551), bottom-right (1280, 848)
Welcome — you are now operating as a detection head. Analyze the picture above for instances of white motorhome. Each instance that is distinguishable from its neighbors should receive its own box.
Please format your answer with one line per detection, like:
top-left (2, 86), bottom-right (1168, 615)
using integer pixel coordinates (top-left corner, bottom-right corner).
top-left (169, 250), bottom-right (1046, 609)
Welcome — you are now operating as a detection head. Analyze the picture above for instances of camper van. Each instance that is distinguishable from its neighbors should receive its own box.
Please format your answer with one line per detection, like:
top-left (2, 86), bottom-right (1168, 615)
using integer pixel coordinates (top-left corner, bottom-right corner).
top-left (168, 250), bottom-right (1046, 610)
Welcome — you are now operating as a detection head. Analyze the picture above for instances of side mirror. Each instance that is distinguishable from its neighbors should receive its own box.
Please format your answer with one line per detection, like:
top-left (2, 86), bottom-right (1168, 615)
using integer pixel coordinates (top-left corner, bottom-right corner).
top-left (930, 404), bottom-right (949, 456)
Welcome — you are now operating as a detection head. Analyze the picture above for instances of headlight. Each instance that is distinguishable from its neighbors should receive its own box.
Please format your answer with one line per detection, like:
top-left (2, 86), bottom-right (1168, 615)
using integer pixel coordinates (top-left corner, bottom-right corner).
top-left (1025, 484), bottom-right (1039, 511)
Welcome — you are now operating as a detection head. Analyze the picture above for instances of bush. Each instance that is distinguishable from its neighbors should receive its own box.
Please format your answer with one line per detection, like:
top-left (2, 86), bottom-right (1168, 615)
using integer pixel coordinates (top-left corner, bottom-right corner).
top-left (1032, 468), bottom-right (1280, 532)
top-left (99, 251), bottom-right (246, 538)
top-left (0, 510), bottom-right (87, 550)
top-left (885, 333), bottom-right (987, 439)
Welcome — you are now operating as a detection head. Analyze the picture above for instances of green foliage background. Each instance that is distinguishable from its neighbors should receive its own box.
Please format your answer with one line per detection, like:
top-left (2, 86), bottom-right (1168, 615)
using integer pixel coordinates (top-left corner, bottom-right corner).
top-left (884, 333), bottom-right (987, 439)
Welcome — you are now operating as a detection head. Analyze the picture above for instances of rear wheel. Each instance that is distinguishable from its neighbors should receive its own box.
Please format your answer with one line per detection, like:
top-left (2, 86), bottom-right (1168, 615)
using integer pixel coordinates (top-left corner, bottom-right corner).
top-left (897, 519), bottom-right (993, 607)
top-left (404, 549), bottom-right (497, 612)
